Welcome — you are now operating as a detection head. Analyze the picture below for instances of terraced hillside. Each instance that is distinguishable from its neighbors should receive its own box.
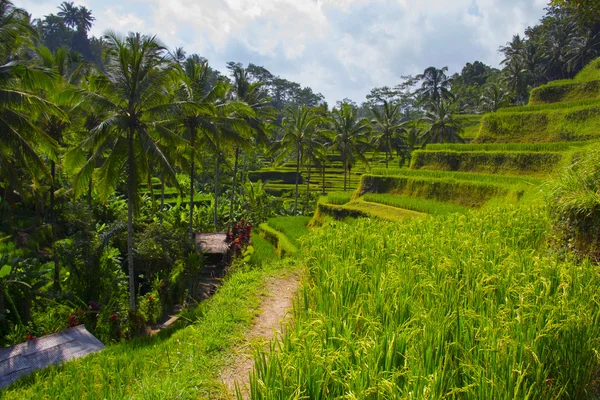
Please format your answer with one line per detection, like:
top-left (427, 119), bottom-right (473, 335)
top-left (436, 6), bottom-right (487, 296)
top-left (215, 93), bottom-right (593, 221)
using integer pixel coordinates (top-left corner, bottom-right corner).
top-left (476, 59), bottom-right (600, 143)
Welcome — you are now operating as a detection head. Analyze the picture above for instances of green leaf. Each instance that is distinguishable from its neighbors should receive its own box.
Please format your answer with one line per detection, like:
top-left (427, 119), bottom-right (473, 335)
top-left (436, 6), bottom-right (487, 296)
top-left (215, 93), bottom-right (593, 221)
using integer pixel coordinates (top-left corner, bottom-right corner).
top-left (0, 265), bottom-right (12, 278)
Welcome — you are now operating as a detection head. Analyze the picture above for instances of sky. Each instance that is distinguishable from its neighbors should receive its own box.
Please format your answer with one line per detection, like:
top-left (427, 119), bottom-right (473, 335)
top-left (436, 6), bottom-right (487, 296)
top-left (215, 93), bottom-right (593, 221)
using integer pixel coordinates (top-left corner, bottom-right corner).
top-left (16, 0), bottom-right (549, 104)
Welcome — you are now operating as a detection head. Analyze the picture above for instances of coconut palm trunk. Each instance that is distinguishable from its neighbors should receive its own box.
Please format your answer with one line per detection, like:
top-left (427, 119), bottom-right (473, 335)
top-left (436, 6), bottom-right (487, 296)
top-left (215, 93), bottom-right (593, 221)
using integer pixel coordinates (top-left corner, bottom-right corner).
top-left (305, 164), bottom-right (311, 213)
top-left (229, 147), bottom-right (240, 226)
top-left (213, 158), bottom-right (220, 231)
top-left (127, 126), bottom-right (136, 311)
top-left (322, 164), bottom-right (326, 195)
top-left (189, 128), bottom-right (195, 243)
top-left (343, 148), bottom-right (347, 191)
top-left (294, 143), bottom-right (301, 215)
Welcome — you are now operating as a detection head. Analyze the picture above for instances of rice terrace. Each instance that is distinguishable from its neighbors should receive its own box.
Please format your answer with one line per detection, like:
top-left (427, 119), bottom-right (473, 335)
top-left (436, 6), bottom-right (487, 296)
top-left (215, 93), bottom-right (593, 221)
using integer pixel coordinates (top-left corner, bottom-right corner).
top-left (1, 0), bottom-right (600, 398)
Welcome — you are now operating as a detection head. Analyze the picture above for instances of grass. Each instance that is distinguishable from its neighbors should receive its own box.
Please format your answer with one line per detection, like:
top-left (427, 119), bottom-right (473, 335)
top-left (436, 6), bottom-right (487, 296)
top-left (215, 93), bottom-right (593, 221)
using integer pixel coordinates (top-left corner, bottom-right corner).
top-left (410, 150), bottom-right (566, 176)
top-left (362, 193), bottom-right (471, 215)
top-left (265, 216), bottom-right (311, 249)
top-left (3, 256), bottom-right (297, 399)
top-left (315, 200), bottom-right (424, 222)
top-left (248, 204), bottom-right (600, 399)
top-left (476, 105), bottom-right (600, 143)
top-left (574, 57), bottom-right (600, 82)
top-left (258, 223), bottom-right (298, 256)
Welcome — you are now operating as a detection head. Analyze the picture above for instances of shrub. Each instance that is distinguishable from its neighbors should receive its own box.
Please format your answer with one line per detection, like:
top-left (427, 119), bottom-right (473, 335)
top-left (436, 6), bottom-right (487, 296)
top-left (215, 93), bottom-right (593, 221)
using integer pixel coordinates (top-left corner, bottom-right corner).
top-left (547, 144), bottom-right (600, 260)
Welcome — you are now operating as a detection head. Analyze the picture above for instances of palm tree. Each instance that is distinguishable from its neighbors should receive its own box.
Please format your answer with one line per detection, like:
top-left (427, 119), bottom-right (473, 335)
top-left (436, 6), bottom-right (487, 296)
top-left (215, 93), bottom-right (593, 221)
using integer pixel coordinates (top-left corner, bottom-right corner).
top-left (370, 100), bottom-right (407, 168)
top-left (330, 103), bottom-right (371, 191)
top-left (398, 125), bottom-right (423, 167)
top-left (566, 29), bottom-right (600, 73)
top-left (273, 106), bottom-right (322, 214)
top-left (416, 66), bottom-right (454, 103)
top-left (57, 2), bottom-right (78, 29)
top-left (0, 1), bottom-right (62, 227)
top-left (75, 6), bottom-right (94, 34)
top-left (173, 57), bottom-right (218, 242)
top-left (228, 65), bottom-right (273, 224)
top-left (206, 85), bottom-right (252, 230)
top-left (420, 101), bottom-right (464, 144)
top-left (502, 59), bottom-right (528, 105)
top-left (480, 83), bottom-right (509, 113)
top-left (70, 32), bottom-right (182, 311)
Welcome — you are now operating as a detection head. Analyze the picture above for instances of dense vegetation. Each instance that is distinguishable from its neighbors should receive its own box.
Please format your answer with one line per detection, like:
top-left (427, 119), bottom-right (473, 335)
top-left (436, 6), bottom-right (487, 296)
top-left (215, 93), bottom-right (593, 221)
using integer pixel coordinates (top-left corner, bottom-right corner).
top-left (2, 0), bottom-right (600, 398)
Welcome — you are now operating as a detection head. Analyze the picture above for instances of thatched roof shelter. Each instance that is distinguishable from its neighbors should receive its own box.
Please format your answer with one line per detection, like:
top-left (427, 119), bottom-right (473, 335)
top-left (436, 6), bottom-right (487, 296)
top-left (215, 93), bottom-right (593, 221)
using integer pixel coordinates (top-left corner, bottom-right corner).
top-left (0, 325), bottom-right (104, 389)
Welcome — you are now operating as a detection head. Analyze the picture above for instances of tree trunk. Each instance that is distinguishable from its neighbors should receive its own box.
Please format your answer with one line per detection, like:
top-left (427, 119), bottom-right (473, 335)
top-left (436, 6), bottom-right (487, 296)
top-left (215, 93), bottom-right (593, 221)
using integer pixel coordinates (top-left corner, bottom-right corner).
top-left (50, 161), bottom-right (61, 292)
top-left (241, 152), bottom-right (248, 194)
top-left (213, 158), bottom-right (220, 231)
top-left (294, 144), bottom-right (301, 215)
top-left (50, 161), bottom-right (55, 223)
top-left (343, 149), bottom-right (347, 192)
top-left (305, 164), bottom-right (311, 213)
top-left (322, 164), bottom-right (326, 195)
top-left (386, 147), bottom-right (389, 169)
top-left (189, 128), bottom-right (195, 243)
top-left (127, 127), bottom-right (136, 312)
top-left (229, 147), bottom-right (240, 226)
top-left (160, 171), bottom-right (165, 225)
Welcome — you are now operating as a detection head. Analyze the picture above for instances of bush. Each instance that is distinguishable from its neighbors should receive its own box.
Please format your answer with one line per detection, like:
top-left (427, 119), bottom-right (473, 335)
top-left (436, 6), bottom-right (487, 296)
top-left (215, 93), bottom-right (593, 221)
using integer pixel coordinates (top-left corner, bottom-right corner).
top-left (547, 144), bottom-right (600, 260)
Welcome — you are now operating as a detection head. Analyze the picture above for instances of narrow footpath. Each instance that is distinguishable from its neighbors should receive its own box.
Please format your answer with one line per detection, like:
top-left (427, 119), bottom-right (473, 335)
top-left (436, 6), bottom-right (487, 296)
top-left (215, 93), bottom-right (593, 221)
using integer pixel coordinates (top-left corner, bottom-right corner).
top-left (220, 273), bottom-right (301, 399)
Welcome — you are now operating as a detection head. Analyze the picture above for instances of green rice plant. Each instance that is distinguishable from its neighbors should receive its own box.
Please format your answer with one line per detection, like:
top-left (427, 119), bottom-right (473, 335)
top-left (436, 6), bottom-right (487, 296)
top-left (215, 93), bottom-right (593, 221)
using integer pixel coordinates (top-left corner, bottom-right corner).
top-left (424, 142), bottom-right (590, 152)
top-left (258, 223), bottom-right (298, 257)
top-left (546, 144), bottom-right (600, 259)
top-left (265, 216), bottom-right (311, 249)
top-left (574, 57), bottom-right (600, 82)
top-left (410, 150), bottom-right (566, 176)
top-left (476, 105), bottom-right (600, 143)
top-left (369, 168), bottom-right (542, 186)
top-left (498, 98), bottom-right (600, 113)
top-left (456, 114), bottom-right (483, 139)
top-left (315, 200), bottom-right (423, 222)
top-left (529, 80), bottom-right (600, 105)
top-left (363, 193), bottom-right (470, 215)
top-left (248, 204), bottom-right (600, 399)
top-left (358, 174), bottom-right (523, 207)
top-left (248, 235), bottom-right (277, 267)
top-left (4, 256), bottom-right (297, 399)
top-left (321, 191), bottom-right (353, 205)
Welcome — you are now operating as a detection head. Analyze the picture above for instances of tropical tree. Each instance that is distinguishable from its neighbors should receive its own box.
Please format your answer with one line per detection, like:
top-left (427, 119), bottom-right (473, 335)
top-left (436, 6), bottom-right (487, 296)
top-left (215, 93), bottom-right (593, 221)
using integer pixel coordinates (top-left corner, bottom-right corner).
top-left (69, 31), bottom-right (183, 311)
top-left (398, 125), bottom-right (423, 167)
top-left (480, 83), bottom-right (509, 113)
top-left (416, 66), bottom-right (454, 103)
top-left (206, 85), bottom-right (252, 229)
top-left (228, 64), bottom-right (274, 223)
top-left (370, 100), bottom-right (407, 168)
top-left (420, 101), bottom-right (464, 144)
top-left (173, 57), bottom-right (217, 243)
top-left (0, 1), bottom-right (62, 228)
top-left (330, 103), bottom-right (371, 191)
top-left (502, 58), bottom-right (528, 105)
top-left (566, 29), bottom-right (600, 73)
top-left (551, 0), bottom-right (600, 24)
top-left (56, 2), bottom-right (78, 29)
top-left (273, 106), bottom-right (322, 214)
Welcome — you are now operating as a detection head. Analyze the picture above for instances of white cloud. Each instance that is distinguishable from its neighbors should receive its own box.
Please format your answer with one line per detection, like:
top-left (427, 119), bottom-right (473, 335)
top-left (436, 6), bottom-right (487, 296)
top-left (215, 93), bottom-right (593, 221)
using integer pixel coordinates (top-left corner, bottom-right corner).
top-left (15, 0), bottom-right (548, 104)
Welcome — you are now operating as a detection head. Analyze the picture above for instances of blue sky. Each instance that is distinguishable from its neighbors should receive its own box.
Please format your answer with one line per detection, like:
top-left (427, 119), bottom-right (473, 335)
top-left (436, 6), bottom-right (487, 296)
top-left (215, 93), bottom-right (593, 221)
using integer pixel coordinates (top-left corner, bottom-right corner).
top-left (16, 0), bottom-right (548, 104)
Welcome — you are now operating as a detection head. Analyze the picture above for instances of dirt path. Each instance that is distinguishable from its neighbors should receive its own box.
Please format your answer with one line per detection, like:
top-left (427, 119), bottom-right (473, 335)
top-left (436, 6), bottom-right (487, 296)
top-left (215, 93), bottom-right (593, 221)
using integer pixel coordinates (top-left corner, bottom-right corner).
top-left (220, 273), bottom-right (301, 399)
